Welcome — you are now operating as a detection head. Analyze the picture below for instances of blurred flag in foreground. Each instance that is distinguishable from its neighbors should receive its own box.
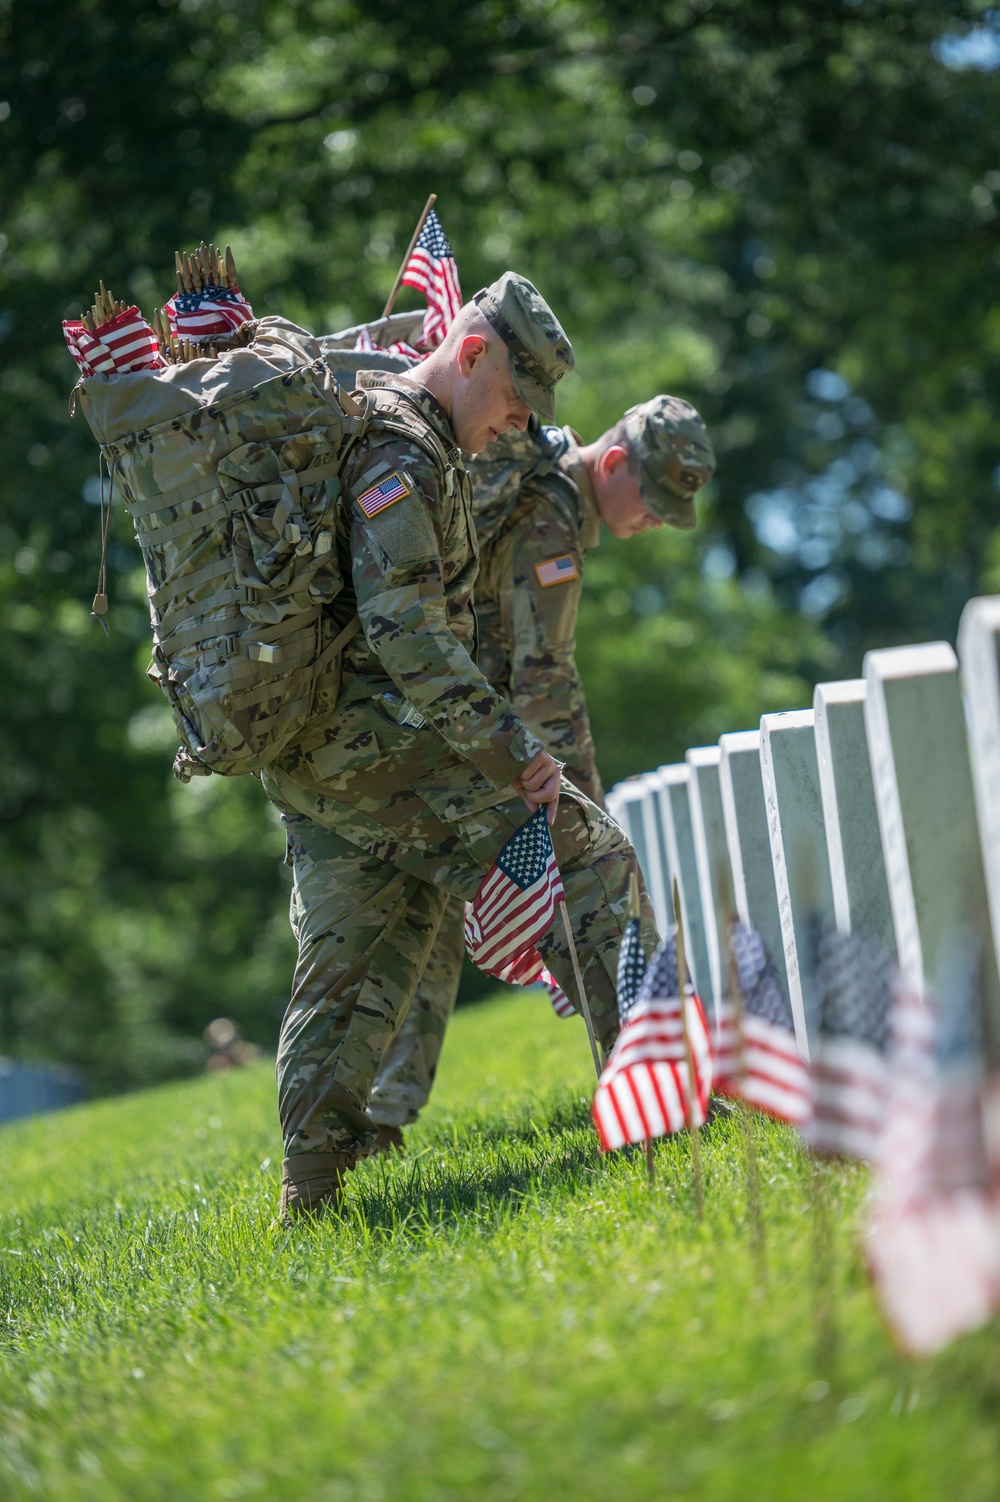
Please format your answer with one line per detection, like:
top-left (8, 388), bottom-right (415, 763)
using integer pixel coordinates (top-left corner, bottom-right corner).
top-left (713, 920), bottom-right (811, 1125)
top-left (592, 935), bottom-right (712, 1151)
top-left (867, 945), bottom-right (1000, 1355)
top-left (805, 920), bottom-right (893, 1160)
top-left (63, 307), bottom-right (164, 376)
top-left (464, 808), bottom-right (564, 986)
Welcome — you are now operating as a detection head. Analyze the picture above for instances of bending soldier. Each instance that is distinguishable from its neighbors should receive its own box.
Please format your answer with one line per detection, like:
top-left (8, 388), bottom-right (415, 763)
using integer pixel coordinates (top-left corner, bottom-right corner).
top-left (368, 396), bottom-right (716, 1146)
top-left (261, 274), bottom-right (663, 1220)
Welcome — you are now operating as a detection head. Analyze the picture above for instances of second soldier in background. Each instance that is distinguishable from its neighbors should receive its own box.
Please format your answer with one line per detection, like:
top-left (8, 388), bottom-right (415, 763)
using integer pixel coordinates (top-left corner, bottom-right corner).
top-left (369, 394), bottom-right (716, 1146)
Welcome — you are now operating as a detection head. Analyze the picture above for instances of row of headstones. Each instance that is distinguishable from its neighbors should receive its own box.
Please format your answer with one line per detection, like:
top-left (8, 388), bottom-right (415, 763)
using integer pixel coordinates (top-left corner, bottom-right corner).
top-left (605, 595), bottom-right (1000, 1064)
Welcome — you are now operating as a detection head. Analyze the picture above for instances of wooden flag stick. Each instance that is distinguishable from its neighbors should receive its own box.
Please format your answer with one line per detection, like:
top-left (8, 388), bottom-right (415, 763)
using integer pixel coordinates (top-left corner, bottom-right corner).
top-left (381, 193), bottom-right (437, 319)
top-left (673, 877), bottom-right (704, 1222)
top-left (558, 900), bottom-right (603, 1081)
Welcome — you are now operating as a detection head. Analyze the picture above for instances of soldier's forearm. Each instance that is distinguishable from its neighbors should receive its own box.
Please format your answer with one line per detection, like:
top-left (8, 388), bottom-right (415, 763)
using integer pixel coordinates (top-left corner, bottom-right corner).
top-left (359, 592), bottom-right (544, 786)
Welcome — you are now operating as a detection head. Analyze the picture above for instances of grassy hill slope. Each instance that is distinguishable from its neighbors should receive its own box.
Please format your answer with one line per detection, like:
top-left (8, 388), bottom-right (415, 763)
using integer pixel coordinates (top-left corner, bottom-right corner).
top-left (0, 991), bottom-right (998, 1501)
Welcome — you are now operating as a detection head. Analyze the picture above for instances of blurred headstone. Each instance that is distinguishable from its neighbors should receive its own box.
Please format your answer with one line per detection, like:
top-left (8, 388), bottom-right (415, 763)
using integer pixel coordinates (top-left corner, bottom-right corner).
top-left (718, 730), bottom-right (790, 1004)
top-left (686, 746), bottom-right (732, 1019)
top-left (813, 679), bottom-right (894, 950)
top-left (656, 763), bottom-right (713, 1003)
top-left (759, 710), bottom-right (835, 1056)
top-left (865, 642), bottom-right (1000, 1061)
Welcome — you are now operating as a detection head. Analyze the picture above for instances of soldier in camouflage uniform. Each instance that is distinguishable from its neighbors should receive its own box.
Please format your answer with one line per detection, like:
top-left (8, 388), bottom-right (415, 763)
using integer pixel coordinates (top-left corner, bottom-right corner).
top-left (368, 396), bottom-right (716, 1143)
top-left (261, 273), bottom-right (661, 1220)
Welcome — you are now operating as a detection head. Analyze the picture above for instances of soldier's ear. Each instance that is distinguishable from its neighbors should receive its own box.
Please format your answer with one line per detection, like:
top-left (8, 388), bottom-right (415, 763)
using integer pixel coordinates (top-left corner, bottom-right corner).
top-left (457, 334), bottom-right (488, 378)
top-left (599, 444), bottom-right (629, 479)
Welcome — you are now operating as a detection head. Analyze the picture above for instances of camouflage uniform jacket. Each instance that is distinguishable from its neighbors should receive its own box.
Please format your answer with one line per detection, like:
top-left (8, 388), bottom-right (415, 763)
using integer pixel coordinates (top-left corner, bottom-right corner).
top-left (472, 429), bottom-right (605, 805)
top-left (277, 372), bottom-right (543, 798)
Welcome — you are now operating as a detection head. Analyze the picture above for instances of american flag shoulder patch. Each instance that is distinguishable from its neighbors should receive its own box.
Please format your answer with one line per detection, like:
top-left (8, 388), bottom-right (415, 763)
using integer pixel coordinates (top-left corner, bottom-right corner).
top-left (356, 471), bottom-right (410, 518)
top-left (534, 554), bottom-right (580, 588)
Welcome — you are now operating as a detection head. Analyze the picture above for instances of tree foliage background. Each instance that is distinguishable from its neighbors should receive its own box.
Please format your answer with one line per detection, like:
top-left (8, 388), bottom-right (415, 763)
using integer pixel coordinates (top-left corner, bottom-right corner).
top-left (2, 0), bottom-right (999, 1088)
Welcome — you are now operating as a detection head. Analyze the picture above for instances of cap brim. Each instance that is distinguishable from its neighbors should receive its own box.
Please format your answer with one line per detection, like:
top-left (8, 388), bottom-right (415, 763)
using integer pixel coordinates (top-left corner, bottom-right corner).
top-left (510, 356), bottom-right (555, 422)
top-left (639, 477), bottom-right (697, 531)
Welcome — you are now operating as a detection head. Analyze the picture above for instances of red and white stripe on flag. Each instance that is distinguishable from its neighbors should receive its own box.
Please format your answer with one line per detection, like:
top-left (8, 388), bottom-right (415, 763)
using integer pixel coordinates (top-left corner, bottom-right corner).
top-left (867, 983), bottom-right (1000, 1354)
top-left (165, 286), bottom-right (252, 340)
top-left (713, 1006), bottom-right (812, 1126)
top-left (805, 1036), bottom-right (886, 1159)
top-left (592, 991), bottom-right (712, 1151)
top-left (399, 208), bottom-right (463, 351)
top-left (63, 309), bottom-right (164, 376)
top-left (540, 966), bottom-right (575, 1019)
top-left (464, 808), bottom-right (565, 984)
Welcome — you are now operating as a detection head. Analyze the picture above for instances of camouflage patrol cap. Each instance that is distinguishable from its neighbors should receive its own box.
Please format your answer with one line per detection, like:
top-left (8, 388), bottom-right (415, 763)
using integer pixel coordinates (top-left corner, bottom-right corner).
top-left (473, 272), bottom-right (574, 422)
top-left (622, 394), bottom-right (716, 531)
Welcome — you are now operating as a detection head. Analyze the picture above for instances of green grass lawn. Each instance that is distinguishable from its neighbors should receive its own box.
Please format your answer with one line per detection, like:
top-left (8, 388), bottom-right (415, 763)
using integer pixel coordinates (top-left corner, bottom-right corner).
top-left (1, 990), bottom-right (998, 1501)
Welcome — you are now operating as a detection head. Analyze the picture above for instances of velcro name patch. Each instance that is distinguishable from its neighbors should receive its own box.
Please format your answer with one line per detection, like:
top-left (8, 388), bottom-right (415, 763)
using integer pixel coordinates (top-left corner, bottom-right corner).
top-left (356, 471), bottom-right (410, 518)
top-left (535, 554), bottom-right (580, 588)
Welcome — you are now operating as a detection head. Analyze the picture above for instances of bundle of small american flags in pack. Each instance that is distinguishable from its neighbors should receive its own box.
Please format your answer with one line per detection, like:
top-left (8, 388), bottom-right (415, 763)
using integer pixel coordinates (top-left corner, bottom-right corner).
top-left (62, 242), bottom-right (252, 377)
top-left (62, 282), bottom-right (166, 377)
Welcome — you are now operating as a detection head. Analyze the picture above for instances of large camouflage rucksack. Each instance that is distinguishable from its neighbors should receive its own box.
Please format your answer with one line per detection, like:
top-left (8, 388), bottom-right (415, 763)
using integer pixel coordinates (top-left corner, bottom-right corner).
top-left (77, 317), bottom-right (370, 781)
top-left (468, 417), bottom-right (575, 549)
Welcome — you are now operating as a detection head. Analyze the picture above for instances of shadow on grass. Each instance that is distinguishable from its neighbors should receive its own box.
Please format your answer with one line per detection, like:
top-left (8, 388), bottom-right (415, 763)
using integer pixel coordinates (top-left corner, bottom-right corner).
top-left (347, 1110), bottom-right (724, 1241)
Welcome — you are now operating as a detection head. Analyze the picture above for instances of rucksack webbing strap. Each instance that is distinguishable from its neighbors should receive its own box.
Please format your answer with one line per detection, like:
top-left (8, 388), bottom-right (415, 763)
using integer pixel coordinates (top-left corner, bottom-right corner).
top-left (149, 555), bottom-right (234, 612)
top-left (157, 609), bottom-right (247, 654)
top-left (133, 495), bottom-right (236, 545)
top-left (155, 583), bottom-right (250, 632)
top-left (112, 445), bottom-right (352, 520)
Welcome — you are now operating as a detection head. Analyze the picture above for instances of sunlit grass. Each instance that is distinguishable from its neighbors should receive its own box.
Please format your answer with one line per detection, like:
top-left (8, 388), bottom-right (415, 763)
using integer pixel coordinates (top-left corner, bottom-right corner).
top-left (0, 991), bottom-right (998, 1500)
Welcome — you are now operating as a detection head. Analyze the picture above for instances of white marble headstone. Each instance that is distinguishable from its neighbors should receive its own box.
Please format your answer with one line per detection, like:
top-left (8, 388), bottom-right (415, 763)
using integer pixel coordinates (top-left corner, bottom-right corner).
top-left (813, 679), bottom-right (894, 951)
top-left (656, 764), bottom-right (713, 1002)
top-left (865, 641), bottom-right (1000, 1053)
top-left (759, 710), bottom-right (836, 1056)
top-left (718, 730), bottom-right (790, 1004)
top-left (686, 746), bottom-right (732, 1017)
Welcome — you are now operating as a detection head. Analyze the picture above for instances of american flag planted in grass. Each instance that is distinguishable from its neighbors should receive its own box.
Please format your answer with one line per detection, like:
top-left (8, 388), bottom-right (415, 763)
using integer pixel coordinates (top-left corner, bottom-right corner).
top-left (866, 960), bottom-right (1000, 1355)
top-left (63, 308), bottom-right (165, 376)
top-left (713, 920), bottom-right (811, 1126)
top-left (616, 907), bottom-right (647, 1027)
top-left (164, 282), bottom-right (252, 340)
top-left (464, 808), bottom-right (565, 985)
top-left (399, 208), bottom-right (463, 351)
top-left (804, 919), bottom-right (894, 1160)
top-left (592, 934), bottom-right (712, 1151)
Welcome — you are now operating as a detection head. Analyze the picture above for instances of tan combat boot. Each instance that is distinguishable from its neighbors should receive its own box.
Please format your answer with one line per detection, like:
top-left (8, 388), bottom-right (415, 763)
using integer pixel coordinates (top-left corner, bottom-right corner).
top-left (276, 1150), bottom-right (356, 1226)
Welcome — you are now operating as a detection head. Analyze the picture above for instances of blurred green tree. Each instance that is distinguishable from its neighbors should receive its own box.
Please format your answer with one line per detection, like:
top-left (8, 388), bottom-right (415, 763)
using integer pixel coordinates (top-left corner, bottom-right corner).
top-left (1, 0), bottom-right (997, 1085)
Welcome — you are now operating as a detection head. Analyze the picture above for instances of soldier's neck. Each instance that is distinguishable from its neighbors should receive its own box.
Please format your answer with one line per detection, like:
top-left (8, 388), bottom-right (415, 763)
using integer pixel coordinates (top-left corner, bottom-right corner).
top-left (395, 352), bottom-right (456, 425)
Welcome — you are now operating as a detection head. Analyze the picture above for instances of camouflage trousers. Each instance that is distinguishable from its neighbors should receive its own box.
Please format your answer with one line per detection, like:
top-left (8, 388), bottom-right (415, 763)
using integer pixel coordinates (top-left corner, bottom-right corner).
top-left (266, 760), bottom-right (658, 1160)
top-left (369, 893), bottom-right (466, 1128)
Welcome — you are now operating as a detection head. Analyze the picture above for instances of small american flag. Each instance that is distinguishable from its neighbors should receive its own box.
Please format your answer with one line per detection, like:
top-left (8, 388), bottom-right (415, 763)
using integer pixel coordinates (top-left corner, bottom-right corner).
top-left (592, 935), bottom-right (713, 1151)
top-left (535, 555), bottom-right (579, 588)
top-left (356, 472), bottom-right (409, 518)
top-left (464, 808), bottom-right (565, 985)
top-left (616, 911), bottom-right (647, 1027)
top-left (164, 282), bottom-right (252, 340)
top-left (63, 307), bottom-right (165, 376)
top-left (867, 963), bottom-right (1000, 1354)
top-left (400, 208), bottom-right (463, 351)
top-left (805, 919), bottom-right (893, 1160)
top-left (714, 920), bottom-right (811, 1126)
